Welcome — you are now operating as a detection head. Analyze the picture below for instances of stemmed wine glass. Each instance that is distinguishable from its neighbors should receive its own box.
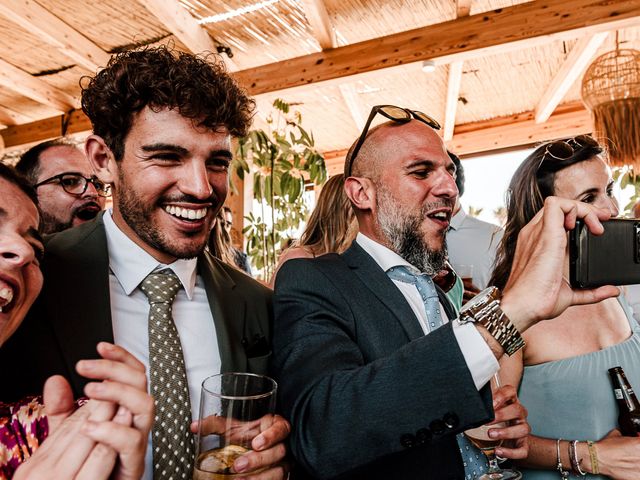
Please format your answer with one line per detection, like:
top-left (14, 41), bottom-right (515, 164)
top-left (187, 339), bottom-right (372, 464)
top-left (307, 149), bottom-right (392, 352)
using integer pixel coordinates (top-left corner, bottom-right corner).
top-left (463, 374), bottom-right (522, 480)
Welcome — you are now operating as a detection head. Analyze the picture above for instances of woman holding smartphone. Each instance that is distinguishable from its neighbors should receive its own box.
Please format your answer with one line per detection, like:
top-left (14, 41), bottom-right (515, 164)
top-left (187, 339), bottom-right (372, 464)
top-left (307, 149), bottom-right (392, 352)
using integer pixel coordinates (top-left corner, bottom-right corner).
top-left (491, 136), bottom-right (640, 479)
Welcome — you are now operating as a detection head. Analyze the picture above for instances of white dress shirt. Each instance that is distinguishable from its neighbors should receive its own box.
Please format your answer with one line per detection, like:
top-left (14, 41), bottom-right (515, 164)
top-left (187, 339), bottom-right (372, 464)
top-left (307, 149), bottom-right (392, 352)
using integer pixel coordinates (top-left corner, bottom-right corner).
top-left (447, 208), bottom-right (504, 290)
top-left (104, 210), bottom-right (221, 480)
top-left (356, 233), bottom-right (498, 390)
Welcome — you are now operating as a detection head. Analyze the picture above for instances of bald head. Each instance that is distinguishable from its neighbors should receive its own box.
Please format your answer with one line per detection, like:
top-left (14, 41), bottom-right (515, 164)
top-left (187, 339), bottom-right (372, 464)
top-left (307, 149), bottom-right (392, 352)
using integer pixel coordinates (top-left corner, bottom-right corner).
top-left (346, 120), bottom-right (448, 181)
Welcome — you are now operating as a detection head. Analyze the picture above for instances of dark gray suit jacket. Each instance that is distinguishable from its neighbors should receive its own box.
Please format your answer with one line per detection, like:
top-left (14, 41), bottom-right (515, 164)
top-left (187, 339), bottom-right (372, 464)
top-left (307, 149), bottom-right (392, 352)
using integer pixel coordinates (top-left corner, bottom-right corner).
top-left (1, 213), bottom-right (273, 400)
top-left (272, 242), bottom-right (493, 480)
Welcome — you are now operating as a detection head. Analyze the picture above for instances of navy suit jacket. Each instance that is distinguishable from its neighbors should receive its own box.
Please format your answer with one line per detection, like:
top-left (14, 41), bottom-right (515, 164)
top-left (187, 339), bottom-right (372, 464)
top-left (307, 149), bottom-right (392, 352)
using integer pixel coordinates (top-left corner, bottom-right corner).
top-left (0, 213), bottom-right (273, 401)
top-left (272, 242), bottom-right (493, 480)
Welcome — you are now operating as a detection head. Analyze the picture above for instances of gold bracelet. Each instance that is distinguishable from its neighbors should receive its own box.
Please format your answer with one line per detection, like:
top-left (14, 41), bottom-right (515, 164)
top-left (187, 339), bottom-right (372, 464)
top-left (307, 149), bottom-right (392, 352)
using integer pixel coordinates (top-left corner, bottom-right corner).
top-left (587, 441), bottom-right (599, 475)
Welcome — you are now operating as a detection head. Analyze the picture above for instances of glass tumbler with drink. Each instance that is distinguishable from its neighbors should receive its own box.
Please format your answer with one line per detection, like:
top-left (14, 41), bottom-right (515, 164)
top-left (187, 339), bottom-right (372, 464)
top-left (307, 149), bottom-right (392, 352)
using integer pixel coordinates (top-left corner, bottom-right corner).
top-left (463, 374), bottom-right (521, 480)
top-left (193, 373), bottom-right (278, 479)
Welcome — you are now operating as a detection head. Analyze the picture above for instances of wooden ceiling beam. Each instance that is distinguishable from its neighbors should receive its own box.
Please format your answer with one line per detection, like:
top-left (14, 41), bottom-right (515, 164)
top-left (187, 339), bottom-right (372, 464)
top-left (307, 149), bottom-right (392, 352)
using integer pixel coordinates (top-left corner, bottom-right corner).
top-left (234, 0), bottom-right (640, 95)
top-left (1, 101), bottom-right (593, 160)
top-left (299, 0), bottom-right (366, 133)
top-left (456, 0), bottom-right (472, 18)
top-left (138, 0), bottom-right (239, 70)
top-left (322, 101), bottom-right (592, 173)
top-left (301, 0), bottom-right (335, 50)
top-left (443, 1), bottom-right (471, 141)
top-left (0, 109), bottom-right (90, 149)
top-left (338, 83), bottom-right (366, 130)
top-left (0, 0), bottom-right (110, 72)
top-left (0, 104), bottom-right (33, 126)
top-left (449, 101), bottom-right (592, 155)
top-left (443, 61), bottom-right (463, 141)
top-left (535, 31), bottom-right (609, 123)
top-left (0, 58), bottom-right (76, 112)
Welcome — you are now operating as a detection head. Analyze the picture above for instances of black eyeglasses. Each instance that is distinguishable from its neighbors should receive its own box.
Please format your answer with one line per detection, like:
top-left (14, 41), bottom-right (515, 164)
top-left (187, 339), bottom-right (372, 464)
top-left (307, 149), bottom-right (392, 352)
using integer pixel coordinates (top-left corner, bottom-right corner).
top-left (34, 172), bottom-right (111, 197)
top-left (537, 135), bottom-right (600, 172)
top-left (345, 105), bottom-right (442, 177)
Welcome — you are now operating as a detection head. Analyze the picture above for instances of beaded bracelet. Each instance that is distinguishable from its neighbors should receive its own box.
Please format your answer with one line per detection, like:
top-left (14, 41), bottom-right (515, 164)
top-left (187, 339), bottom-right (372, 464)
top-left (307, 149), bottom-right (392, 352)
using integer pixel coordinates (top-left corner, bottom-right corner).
top-left (556, 438), bottom-right (570, 479)
top-left (587, 440), bottom-right (600, 475)
top-left (569, 440), bottom-right (587, 476)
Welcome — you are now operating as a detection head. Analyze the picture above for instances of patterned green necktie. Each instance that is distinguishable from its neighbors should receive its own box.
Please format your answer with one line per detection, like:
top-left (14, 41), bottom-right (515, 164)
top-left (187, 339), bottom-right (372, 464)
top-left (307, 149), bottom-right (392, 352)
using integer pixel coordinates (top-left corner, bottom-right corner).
top-left (140, 269), bottom-right (195, 479)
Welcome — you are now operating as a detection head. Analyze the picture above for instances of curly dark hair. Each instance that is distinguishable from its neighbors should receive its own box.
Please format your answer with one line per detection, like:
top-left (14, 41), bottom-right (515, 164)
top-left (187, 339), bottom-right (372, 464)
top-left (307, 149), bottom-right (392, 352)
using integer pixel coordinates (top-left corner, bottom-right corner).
top-left (489, 138), bottom-right (604, 290)
top-left (81, 45), bottom-right (256, 161)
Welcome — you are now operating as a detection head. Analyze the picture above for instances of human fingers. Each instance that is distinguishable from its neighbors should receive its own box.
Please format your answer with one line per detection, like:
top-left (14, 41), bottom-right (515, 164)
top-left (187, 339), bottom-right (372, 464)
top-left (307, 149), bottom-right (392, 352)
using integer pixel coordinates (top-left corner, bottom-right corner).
top-left (80, 420), bottom-right (147, 480)
top-left (491, 385), bottom-right (517, 411)
top-left (488, 420), bottom-right (530, 442)
top-left (236, 463), bottom-right (289, 480)
top-left (84, 381), bottom-right (154, 433)
top-left (96, 342), bottom-right (146, 372)
top-left (73, 429), bottom-right (117, 480)
top-left (570, 285), bottom-right (620, 307)
top-left (251, 415), bottom-right (291, 452)
top-left (495, 437), bottom-right (528, 460)
top-left (76, 358), bottom-right (147, 391)
top-left (233, 443), bottom-right (287, 475)
top-left (42, 375), bottom-right (75, 433)
top-left (540, 196), bottom-right (609, 233)
top-left (13, 405), bottom-right (98, 479)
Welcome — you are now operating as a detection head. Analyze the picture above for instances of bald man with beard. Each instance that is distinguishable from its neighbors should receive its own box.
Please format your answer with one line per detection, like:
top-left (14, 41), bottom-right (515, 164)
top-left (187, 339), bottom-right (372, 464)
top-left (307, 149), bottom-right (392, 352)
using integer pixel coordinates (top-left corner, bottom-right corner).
top-left (271, 106), bottom-right (619, 479)
top-left (15, 139), bottom-right (107, 234)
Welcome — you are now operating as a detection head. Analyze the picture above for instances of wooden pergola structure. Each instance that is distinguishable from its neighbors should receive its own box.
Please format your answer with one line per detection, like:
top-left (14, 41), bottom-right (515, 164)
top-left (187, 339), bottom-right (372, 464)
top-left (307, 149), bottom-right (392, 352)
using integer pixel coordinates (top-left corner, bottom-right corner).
top-left (1, 0), bottom-right (639, 216)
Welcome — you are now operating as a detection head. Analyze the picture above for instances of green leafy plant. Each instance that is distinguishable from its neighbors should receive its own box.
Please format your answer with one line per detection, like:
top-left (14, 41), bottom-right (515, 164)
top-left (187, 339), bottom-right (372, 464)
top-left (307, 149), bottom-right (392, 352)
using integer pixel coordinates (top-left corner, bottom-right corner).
top-left (235, 99), bottom-right (327, 278)
top-left (614, 166), bottom-right (640, 215)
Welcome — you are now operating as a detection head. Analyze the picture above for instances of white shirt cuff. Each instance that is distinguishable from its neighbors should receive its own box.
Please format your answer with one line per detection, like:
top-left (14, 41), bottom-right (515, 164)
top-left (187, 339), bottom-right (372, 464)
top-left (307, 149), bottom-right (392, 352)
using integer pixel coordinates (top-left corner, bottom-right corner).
top-left (452, 321), bottom-right (499, 390)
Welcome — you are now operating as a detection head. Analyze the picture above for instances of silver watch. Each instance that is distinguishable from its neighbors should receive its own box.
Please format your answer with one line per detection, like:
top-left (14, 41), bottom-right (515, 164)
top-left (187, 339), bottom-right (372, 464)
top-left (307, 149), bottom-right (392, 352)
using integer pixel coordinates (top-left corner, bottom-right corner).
top-left (458, 287), bottom-right (525, 356)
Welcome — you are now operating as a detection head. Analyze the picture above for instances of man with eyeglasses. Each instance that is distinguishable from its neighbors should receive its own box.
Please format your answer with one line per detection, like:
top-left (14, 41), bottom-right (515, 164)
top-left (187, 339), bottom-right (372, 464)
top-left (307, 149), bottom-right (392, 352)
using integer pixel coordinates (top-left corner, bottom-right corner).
top-left (271, 105), bottom-right (620, 478)
top-left (221, 206), bottom-right (252, 275)
top-left (15, 139), bottom-right (108, 234)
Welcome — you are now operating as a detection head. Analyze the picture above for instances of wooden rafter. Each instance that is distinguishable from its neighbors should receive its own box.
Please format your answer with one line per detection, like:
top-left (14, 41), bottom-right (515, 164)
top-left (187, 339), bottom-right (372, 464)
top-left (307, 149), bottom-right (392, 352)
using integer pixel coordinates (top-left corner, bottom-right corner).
top-left (0, 104), bottom-right (33, 126)
top-left (299, 0), bottom-right (366, 132)
top-left (0, 58), bottom-right (76, 112)
top-left (301, 0), bottom-right (335, 50)
top-left (456, 0), bottom-right (472, 18)
top-left (233, 0), bottom-right (640, 95)
top-left (137, 0), bottom-right (239, 70)
top-left (535, 32), bottom-right (609, 123)
top-left (322, 101), bottom-right (592, 174)
top-left (450, 101), bottom-right (591, 155)
top-left (338, 84), bottom-right (367, 130)
top-left (443, 0), bottom-right (471, 142)
top-left (443, 62), bottom-right (463, 141)
top-left (0, 0), bottom-right (110, 72)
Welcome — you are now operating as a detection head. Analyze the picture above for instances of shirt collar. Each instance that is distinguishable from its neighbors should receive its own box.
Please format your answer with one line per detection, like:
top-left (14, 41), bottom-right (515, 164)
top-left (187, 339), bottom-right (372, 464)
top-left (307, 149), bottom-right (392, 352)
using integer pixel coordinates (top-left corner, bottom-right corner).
top-left (103, 209), bottom-right (198, 299)
top-left (449, 207), bottom-right (467, 231)
top-left (355, 232), bottom-right (420, 275)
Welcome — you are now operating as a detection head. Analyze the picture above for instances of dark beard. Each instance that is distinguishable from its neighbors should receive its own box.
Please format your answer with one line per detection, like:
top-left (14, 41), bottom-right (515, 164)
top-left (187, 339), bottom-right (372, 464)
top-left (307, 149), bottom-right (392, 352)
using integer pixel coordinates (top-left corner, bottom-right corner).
top-left (40, 210), bottom-right (73, 234)
top-left (377, 188), bottom-right (448, 275)
top-left (117, 169), bottom-right (211, 260)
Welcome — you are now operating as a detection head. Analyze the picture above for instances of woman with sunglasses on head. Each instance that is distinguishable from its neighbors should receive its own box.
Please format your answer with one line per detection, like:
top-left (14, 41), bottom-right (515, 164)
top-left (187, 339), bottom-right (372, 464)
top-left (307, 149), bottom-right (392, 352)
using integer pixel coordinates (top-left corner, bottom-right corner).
top-left (491, 136), bottom-right (640, 479)
top-left (0, 163), bottom-right (153, 479)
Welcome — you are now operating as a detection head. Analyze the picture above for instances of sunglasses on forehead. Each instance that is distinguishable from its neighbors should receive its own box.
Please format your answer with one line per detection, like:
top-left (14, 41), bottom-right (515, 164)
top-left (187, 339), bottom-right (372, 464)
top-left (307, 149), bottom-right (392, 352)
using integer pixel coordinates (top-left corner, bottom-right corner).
top-left (345, 105), bottom-right (441, 177)
top-left (536, 135), bottom-right (600, 172)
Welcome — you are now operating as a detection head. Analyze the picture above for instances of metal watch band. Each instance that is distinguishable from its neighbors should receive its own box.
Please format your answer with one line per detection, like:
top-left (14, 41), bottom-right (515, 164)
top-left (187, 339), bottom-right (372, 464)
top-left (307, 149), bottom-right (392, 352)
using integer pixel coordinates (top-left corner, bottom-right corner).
top-left (471, 301), bottom-right (525, 356)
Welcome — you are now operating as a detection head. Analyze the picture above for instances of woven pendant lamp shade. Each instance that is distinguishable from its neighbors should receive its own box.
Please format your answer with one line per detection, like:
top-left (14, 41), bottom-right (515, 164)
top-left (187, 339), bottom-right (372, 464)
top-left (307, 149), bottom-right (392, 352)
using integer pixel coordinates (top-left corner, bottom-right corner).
top-left (582, 48), bottom-right (640, 169)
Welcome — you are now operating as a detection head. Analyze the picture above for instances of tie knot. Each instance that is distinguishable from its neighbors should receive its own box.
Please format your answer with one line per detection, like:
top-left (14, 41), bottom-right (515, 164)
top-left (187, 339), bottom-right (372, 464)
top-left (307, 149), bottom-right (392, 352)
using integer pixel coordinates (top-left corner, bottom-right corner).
top-left (140, 269), bottom-right (182, 305)
top-left (387, 265), bottom-right (438, 299)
